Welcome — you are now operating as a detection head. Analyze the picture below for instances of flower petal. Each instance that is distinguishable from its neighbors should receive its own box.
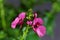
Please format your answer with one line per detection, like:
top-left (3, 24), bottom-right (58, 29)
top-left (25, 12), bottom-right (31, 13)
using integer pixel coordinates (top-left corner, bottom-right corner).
top-left (27, 21), bottom-right (32, 25)
top-left (18, 12), bottom-right (26, 20)
top-left (11, 17), bottom-right (20, 29)
top-left (33, 18), bottom-right (43, 26)
top-left (36, 26), bottom-right (46, 37)
top-left (33, 13), bottom-right (37, 18)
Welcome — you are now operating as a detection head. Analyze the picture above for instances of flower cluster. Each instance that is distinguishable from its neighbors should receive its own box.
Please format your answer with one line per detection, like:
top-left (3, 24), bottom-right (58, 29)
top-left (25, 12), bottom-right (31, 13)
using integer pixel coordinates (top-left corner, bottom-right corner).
top-left (11, 12), bottom-right (46, 37)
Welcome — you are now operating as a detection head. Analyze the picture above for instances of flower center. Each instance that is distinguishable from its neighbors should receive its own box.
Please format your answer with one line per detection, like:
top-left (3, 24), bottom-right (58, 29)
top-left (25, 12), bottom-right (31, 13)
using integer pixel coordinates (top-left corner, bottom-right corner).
top-left (34, 22), bottom-right (40, 28)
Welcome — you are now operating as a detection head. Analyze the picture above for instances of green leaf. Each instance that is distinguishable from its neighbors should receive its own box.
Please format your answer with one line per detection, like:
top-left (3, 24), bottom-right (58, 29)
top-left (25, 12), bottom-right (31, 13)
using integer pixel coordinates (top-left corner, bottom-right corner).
top-left (7, 28), bottom-right (20, 38)
top-left (26, 29), bottom-right (40, 40)
top-left (44, 13), bottom-right (55, 36)
top-left (52, 2), bottom-right (60, 12)
top-left (0, 31), bottom-right (6, 39)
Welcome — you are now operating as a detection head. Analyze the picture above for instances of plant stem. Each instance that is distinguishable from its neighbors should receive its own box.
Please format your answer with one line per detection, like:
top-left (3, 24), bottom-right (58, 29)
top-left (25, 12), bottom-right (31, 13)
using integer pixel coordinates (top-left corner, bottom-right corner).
top-left (20, 26), bottom-right (30, 40)
top-left (0, 0), bottom-right (6, 30)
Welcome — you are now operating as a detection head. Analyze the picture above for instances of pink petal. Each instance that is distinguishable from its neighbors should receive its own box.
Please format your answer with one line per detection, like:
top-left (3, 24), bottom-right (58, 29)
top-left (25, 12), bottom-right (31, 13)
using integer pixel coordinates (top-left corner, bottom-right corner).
top-left (38, 18), bottom-right (44, 24)
top-left (11, 17), bottom-right (20, 29)
top-left (36, 26), bottom-right (46, 37)
top-left (33, 13), bottom-right (37, 18)
top-left (18, 12), bottom-right (26, 20)
top-left (26, 21), bottom-right (32, 25)
top-left (33, 18), bottom-right (43, 25)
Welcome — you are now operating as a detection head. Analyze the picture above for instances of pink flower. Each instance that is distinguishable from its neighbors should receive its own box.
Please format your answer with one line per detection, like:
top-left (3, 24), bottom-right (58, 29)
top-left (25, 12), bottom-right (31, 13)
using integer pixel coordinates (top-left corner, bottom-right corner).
top-left (26, 21), bottom-right (32, 25)
top-left (11, 12), bottom-right (26, 29)
top-left (18, 12), bottom-right (26, 20)
top-left (33, 26), bottom-right (46, 37)
top-left (33, 18), bottom-right (43, 26)
top-left (33, 13), bottom-right (37, 18)
top-left (11, 17), bottom-right (20, 29)
top-left (32, 18), bottom-right (46, 37)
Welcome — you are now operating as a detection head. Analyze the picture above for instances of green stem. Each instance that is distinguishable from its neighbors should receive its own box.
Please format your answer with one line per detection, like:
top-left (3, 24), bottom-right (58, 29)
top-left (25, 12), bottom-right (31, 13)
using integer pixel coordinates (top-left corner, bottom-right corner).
top-left (0, 0), bottom-right (6, 30)
top-left (20, 26), bottom-right (30, 40)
